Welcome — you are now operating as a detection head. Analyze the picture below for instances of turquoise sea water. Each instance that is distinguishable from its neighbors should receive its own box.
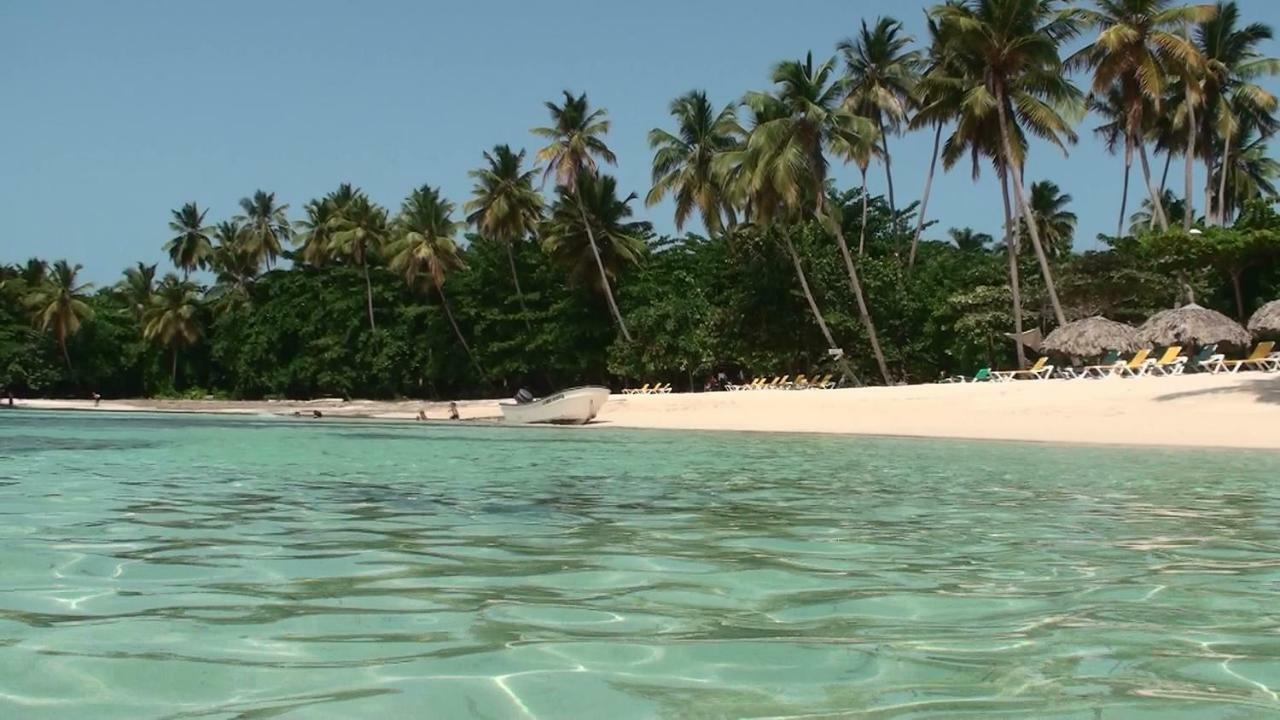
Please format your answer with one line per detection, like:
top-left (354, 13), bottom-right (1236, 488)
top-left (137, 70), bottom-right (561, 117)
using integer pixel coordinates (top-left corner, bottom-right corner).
top-left (1, 411), bottom-right (1278, 719)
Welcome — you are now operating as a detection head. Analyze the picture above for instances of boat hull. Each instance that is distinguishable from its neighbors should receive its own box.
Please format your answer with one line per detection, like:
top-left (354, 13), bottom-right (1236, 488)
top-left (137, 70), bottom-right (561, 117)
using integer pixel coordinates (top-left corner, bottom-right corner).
top-left (499, 386), bottom-right (611, 425)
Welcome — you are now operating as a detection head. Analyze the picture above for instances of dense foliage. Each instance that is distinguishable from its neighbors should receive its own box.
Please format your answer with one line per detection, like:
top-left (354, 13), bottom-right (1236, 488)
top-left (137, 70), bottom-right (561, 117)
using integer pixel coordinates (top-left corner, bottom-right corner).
top-left (3, 0), bottom-right (1279, 400)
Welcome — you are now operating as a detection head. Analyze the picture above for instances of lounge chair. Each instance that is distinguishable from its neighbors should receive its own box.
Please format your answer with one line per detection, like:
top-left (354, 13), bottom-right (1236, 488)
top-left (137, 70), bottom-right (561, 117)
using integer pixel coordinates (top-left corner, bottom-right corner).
top-left (788, 374), bottom-right (808, 390)
top-left (622, 383), bottom-right (650, 395)
top-left (1141, 346), bottom-right (1184, 376)
top-left (765, 375), bottom-right (790, 390)
top-left (1203, 341), bottom-right (1277, 374)
top-left (1187, 344), bottom-right (1219, 372)
top-left (811, 373), bottom-right (835, 389)
top-left (1114, 349), bottom-right (1153, 378)
top-left (1077, 350), bottom-right (1125, 378)
top-left (993, 357), bottom-right (1053, 381)
top-left (655, 383), bottom-right (672, 394)
top-left (962, 367), bottom-right (993, 383)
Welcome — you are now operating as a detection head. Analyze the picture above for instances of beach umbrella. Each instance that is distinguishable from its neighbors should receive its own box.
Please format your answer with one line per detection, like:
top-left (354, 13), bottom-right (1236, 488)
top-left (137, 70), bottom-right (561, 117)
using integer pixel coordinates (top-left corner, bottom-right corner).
top-left (1137, 303), bottom-right (1251, 348)
top-left (1042, 316), bottom-right (1142, 357)
top-left (1247, 299), bottom-right (1280, 338)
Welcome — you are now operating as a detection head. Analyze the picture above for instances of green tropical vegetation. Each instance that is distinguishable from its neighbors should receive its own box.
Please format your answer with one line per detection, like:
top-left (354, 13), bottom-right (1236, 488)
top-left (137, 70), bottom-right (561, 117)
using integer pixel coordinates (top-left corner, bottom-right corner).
top-left (3, 0), bottom-right (1279, 401)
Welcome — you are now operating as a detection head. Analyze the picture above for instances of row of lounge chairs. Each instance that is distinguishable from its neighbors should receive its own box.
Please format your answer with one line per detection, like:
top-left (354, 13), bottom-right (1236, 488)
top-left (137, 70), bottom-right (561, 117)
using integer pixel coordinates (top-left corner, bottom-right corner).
top-left (952, 341), bottom-right (1278, 382)
top-left (621, 383), bottom-right (673, 395)
top-left (726, 374), bottom-right (835, 391)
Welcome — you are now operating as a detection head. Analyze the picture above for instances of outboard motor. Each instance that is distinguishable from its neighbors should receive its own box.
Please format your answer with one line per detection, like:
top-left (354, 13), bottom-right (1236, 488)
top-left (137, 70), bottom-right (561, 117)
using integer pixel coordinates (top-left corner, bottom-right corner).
top-left (514, 388), bottom-right (534, 404)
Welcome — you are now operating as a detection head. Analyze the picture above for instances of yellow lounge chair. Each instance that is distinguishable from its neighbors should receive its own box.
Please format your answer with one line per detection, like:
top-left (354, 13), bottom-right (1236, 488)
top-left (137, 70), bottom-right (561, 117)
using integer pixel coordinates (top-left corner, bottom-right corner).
top-left (814, 373), bottom-right (835, 389)
top-left (622, 383), bottom-right (650, 395)
top-left (1205, 341), bottom-right (1278, 374)
top-left (655, 382), bottom-right (672, 394)
top-left (765, 375), bottom-right (790, 390)
top-left (994, 356), bottom-right (1053, 381)
top-left (1115, 348), bottom-right (1152, 378)
top-left (788, 374), bottom-right (808, 390)
top-left (1140, 346), bottom-right (1184, 376)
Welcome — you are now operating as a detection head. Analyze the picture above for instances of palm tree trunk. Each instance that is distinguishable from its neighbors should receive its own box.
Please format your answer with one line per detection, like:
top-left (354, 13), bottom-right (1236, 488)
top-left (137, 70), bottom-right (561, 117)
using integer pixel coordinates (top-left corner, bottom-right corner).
top-left (170, 346), bottom-right (178, 387)
top-left (574, 189), bottom-right (633, 342)
top-left (1158, 150), bottom-right (1173, 197)
top-left (1118, 138), bottom-right (1133, 237)
top-left (876, 115), bottom-right (899, 245)
top-left (59, 334), bottom-right (72, 371)
top-left (505, 241), bottom-right (532, 331)
top-left (825, 208), bottom-right (892, 385)
top-left (857, 168), bottom-right (870, 256)
top-left (362, 262), bottom-right (376, 331)
top-left (1000, 169), bottom-right (1028, 370)
top-left (1185, 91), bottom-right (1198, 232)
top-left (1136, 137), bottom-right (1169, 231)
top-left (1205, 156), bottom-right (1215, 225)
top-left (908, 124), bottom-right (943, 269)
top-left (995, 87), bottom-right (1066, 327)
top-left (1218, 129), bottom-right (1232, 226)
top-left (436, 281), bottom-right (485, 379)
top-left (1230, 269), bottom-right (1245, 320)
top-left (782, 233), bottom-right (860, 386)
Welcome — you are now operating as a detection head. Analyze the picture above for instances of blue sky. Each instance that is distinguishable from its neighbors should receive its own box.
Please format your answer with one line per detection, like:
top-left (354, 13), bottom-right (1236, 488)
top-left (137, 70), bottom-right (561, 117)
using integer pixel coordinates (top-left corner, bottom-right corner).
top-left (3, 0), bottom-right (1279, 283)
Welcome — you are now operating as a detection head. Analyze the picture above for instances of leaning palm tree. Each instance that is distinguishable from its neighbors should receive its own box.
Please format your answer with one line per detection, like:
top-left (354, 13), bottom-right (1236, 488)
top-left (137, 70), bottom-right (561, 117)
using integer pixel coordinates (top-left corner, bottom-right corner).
top-left (464, 145), bottom-right (544, 323)
top-left (165, 202), bottom-right (213, 279)
top-left (389, 185), bottom-right (483, 377)
top-left (736, 54), bottom-right (890, 384)
top-left (931, 0), bottom-right (1085, 328)
top-left (26, 260), bottom-right (93, 370)
top-left (143, 274), bottom-right (203, 387)
top-left (838, 17), bottom-right (921, 242)
top-left (645, 90), bottom-right (744, 235)
top-left (234, 190), bottom-right (291, 269)
top-left (541, 174), bottom-right (647, 297)
top-left (1195, 1), bottom-right (1280, 224)
top-left (1025, 180), bottom-right (1077, 258)
top-left (118, 261), bottom-right (157, 321)
top-left (532, 91), bottom-right (633, 341)
top-left (327, 185), bottom-right (388, 331)
top-left (907, 12), bottom-right (957, 268)
top-left (1070, 0), bottom-right (1211, 233)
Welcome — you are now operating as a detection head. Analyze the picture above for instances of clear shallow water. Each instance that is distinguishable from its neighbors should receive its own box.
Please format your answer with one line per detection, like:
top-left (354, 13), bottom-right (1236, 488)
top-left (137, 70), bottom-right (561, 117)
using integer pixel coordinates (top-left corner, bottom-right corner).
top-left (1, 411), bottom-right (1279, 719)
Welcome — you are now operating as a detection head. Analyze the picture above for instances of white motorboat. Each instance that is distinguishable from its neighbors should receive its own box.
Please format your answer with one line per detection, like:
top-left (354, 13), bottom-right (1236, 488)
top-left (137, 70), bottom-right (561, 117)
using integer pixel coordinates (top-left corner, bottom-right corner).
top-left (499, 386), bottom-right (611, 425)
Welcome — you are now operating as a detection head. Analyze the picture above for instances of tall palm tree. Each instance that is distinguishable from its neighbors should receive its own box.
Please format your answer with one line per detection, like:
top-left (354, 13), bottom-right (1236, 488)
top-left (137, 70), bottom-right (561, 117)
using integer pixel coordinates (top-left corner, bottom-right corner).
top-left (26, 260), bottom-right (93, 370)
top-left (645, 90), bottom-right (744, 235)
top-left (532, 91), bottom-right (633, 341)
top-left (143, 273), bottom-right (203, 387)
top-left (294, 197), bottom-right (337, 267)
top-left (327, 184), bottom-right (388, 331)
top-left (949, 227), bottom-right (994, 252)
top-left (1071, 0), bottom-right (1211, 233)
top-left (165, 202), bottom-right (213, 279)
top-left (1195, 1), bottom-right (1280, 224)
top-left (464, 145), bottom-right (544, 324)
top-left (1025, 180), bottom-right (1077, 258)
top-left (209, 220), bottom-right (258, 309)
top-left (1089, 84), bottom-right (1142, 236)
top-left (542, 174), bottom-right (647, 295)
top-left (234, 190), bottom-right (291, 269)
top-left (736, 54), bottom-right (890, 384)
top-left (931, 0), bottom-right (1085, 328)
top-left (907, 12), bottom-right (956, 268)
top-left (839, 17), bottom-right (922, 243)
top-left (118, 262), bottom-right (157, 321)
top-left (1213, 127), bottom-right (1279, 218)
top-left (390, 185), bottom-right (483, 377)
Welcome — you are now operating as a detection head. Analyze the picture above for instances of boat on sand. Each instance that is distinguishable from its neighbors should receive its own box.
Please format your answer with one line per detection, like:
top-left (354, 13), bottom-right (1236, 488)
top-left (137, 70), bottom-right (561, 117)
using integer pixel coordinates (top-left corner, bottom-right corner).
top-left (499, 386), bottom-right (610, 425)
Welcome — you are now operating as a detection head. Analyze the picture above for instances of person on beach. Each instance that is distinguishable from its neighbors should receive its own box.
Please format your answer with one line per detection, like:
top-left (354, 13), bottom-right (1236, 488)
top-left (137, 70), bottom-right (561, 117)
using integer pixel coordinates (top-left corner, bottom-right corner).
top-left (92, 392), bottom-right (101, 406)
top-left (312, 410), bottom-right (323, 419)
top-left (448, 402), bottom-right (460, 420)
top-left (416, 408), bottom-right (428, 421)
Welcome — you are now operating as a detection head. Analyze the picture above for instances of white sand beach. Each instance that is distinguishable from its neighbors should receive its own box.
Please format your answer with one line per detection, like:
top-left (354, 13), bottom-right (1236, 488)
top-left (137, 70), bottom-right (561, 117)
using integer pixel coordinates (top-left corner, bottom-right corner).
top-left (14, 372), bottom-right (1280, 450)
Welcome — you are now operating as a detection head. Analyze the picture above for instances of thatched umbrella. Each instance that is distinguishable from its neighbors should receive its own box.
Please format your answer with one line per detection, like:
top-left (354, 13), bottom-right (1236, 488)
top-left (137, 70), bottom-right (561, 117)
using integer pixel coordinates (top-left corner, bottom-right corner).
top-left (1137, 303), bottom-right (1251, 348)
top-left (1042, 316), bottom-right (1142, 358)
top-left (1247, 299), bottom-right (1280, 338)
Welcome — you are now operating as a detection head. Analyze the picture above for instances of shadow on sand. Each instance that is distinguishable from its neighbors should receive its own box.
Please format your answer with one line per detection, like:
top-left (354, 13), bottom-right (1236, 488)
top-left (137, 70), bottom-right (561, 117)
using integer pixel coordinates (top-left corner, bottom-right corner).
top-left (1154, 373), bottom-right (1280, 405)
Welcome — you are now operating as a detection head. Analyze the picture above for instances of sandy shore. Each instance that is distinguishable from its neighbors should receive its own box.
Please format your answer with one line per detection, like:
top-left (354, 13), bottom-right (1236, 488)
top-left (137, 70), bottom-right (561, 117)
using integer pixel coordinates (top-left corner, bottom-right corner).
top-left (12, 372), bottom-right (1280, 449)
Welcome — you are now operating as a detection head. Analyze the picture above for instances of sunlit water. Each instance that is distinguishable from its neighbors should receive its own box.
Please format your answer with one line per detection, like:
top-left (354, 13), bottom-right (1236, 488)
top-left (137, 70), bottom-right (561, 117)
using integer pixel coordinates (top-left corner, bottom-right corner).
top-left (1, 410), bottom-right (1279, 719)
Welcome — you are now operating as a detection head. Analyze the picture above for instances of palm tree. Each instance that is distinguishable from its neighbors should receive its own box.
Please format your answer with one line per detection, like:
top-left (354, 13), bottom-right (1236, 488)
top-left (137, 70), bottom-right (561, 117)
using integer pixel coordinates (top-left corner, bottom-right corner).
top-left (165, 202), bottom-right (213, 279)
top-left (736, 54), bottom-right (890, 384)
top-left (327, 184), bottom-right (389, 331)
top-left (645, 90), bottom-right (744, 235)
top-left (542, 174), bottom-right (647, 294)
top-left (464, 145), bottom-right (544, 325)
top-left (1129, 188), bottom-right (1193, 234)
top-left (1195, 1), bottom-right (1280, 224)
top-left (908, 12), bottom-right (956, 268)
top-left (532, 91), bottom-right (633, 341)
top-left (1025, 180), bottom-right (1077, 258)
top-left (26, 260), bottom-right (93, 370)
top-left (838, 17), bottom-right (921, 243)
top-left (209, 220), bottom-right (258, 309)
top-left (949, 227), bottom-right (994, 252)
top-left (118, 262), bottom-right (157, 321)
top-left (389, 185), bottom-right (483, 377)
top-left (931, 0), bottom-right (1085, 328)
top-left (294, 197), bottom-right (337, 267)
top-left (1213, 127), bottom-right (1280, 218)
top-left (234, 190), bottom-right (291, 269)
top-left (1089, 84), bottom-right (1141, 236)
top-left (143, 274), bottom-right (203, 387)
top-left (1071, 0), bottom-right (1211, 233)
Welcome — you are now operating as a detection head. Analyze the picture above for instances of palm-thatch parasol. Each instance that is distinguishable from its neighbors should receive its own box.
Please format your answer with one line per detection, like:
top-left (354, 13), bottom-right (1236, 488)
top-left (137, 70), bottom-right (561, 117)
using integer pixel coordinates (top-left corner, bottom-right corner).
top-left (1137, 303), bottom-right (1251, 348)
top-left (1042, 316), bottom-right (1142, 358)
top-left (1247, 299), bottom-right (1280, 338)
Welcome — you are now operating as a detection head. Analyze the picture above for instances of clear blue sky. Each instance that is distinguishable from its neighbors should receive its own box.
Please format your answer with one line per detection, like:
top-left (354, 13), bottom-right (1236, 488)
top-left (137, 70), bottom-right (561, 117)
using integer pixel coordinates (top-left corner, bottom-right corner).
top-left (3, 0), bottom-right (1278, 283)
